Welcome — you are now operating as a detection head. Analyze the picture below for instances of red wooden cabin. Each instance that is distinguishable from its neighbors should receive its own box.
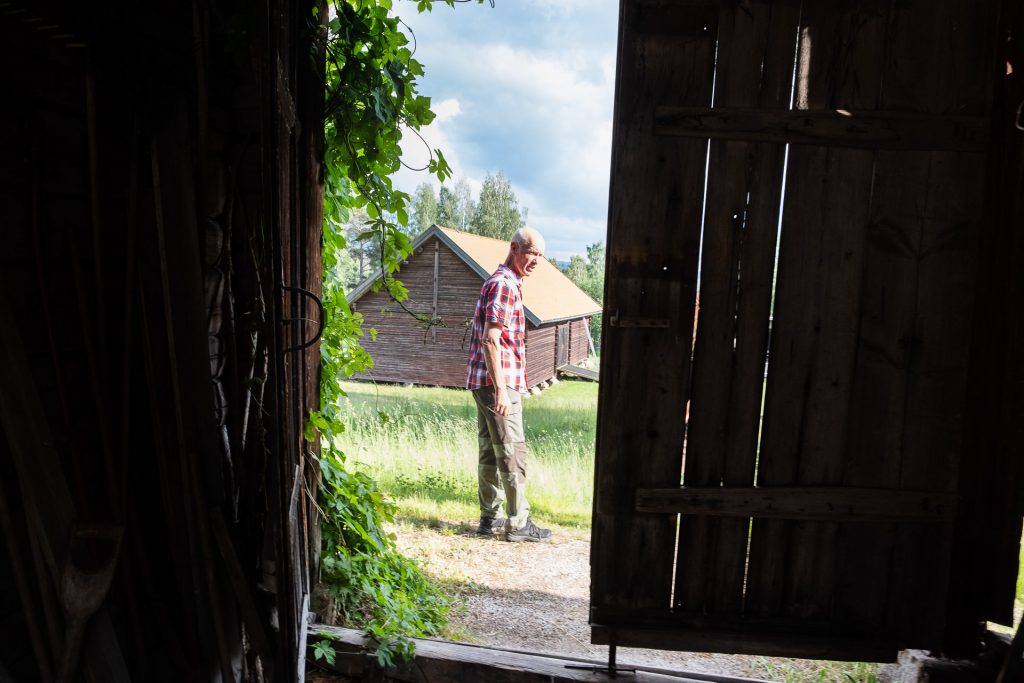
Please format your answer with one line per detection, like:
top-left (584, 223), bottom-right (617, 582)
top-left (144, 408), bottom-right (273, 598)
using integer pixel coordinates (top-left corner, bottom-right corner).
top-left (348, 225), bottom-right (600, 389)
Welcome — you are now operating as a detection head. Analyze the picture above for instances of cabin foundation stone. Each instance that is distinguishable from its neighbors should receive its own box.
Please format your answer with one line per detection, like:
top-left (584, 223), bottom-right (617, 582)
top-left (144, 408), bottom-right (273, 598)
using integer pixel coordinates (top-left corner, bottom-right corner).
top-left (880, 633), bottom-right (1012, 683)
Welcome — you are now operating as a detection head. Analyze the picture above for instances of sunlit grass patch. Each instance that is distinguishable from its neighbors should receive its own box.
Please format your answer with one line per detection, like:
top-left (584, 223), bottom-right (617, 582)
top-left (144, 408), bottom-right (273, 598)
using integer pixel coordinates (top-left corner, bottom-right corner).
top-left (752, 657), bottom-right (878, 683)
top-left (333, 379), bottom-right (597, 530)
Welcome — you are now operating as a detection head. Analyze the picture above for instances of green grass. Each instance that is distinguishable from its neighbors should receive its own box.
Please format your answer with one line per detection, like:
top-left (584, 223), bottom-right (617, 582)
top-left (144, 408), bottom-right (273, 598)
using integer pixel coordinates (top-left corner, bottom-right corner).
top-left (334, 378), bottom-right (1024, 653)
top-left (1018, 533), bottom-right (1024, 603)
top-left (333, 379), bottom-right (598, 530)
top-left (752, 658), bottom-right (878, 683)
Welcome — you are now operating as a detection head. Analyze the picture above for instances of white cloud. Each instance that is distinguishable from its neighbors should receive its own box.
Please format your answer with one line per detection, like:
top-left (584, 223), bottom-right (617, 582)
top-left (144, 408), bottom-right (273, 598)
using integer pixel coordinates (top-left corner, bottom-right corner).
top-left (431, 98), bottom-right (462, 121)
top-left (527, 212), bottom-right (607, 262)
top-left (394, 98), bottom-right (468, 194)
top-left (437, 43), bottom-right (614, 209)
top-left (390, 1), bottom-right (618, 255)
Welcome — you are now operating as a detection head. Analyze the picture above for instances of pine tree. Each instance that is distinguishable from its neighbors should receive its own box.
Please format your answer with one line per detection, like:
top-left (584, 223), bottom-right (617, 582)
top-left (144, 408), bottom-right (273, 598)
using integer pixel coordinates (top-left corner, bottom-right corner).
top-left (410, 183), bottom-right (438, 235)
top-left (435, 178), bottom-right (476, 230)
top-left (436, 185), bottom-right (459, 228)
top-left (468, 170), bottom-right (526, 240)
top-left (451, 179), bottom-right (475, 230)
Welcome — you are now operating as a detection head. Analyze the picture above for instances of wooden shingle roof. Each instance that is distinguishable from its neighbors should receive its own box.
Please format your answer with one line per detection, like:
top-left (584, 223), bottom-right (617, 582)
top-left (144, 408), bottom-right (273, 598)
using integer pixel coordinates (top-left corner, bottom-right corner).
top-left (347, 224), bottom-right (602, 326)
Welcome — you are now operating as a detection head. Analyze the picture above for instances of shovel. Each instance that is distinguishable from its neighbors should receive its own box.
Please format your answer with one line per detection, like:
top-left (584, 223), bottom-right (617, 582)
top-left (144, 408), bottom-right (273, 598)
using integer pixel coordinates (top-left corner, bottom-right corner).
top-left (56, 522), bottom-right (123, 683)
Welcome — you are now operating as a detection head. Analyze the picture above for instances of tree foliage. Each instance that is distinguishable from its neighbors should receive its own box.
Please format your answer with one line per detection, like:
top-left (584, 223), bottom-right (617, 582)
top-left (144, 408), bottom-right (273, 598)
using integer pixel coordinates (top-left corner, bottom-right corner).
top-left (440, 178), bottom-right (476, 230)
top-left (313, 0), bottom-right (488, 666)
top-left (562, 241), bottom-right (605, 353)
top-left (468, 170), bottom-right (526, 240)
top-left (411, 178), bottom-right (477, 234)
top-left (436, 185), bottom-right (457, 227)
top-left (410, 183), bottom-right (438, 235)
top-left (563, 242), bottom-right (604, 304)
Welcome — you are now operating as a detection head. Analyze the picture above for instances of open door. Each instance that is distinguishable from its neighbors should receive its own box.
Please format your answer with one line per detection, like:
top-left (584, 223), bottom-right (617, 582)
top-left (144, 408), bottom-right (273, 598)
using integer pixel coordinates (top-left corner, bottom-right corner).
top-left (591, 0), bottom-right (1016, 661)
top-left (557, 323), bottom-right (571, 369)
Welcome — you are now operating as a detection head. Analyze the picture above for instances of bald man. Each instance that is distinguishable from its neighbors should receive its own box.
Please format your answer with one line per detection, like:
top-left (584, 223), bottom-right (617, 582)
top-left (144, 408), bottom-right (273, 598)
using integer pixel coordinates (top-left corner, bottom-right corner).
top-left (465, 228), bottom-right (552, 542)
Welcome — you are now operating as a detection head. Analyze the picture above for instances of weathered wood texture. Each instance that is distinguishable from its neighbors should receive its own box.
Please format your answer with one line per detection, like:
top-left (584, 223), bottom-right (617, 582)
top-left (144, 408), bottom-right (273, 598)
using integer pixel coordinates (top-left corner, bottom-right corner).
top-left (0, 3), bottom-right (325, 680)
top-left (527, 324), bottom-right (558, 386)
top-left (591, 0), bottom-right (716, 617)
top-left (310, 625), bottom-right (745, 683)
top-left (638, 487), bottom-right (955, 522)
top-left (746, 0), bottom-right (889, 637)
top-left (675, 0), bottom-right (798, 619)
top-left (654, 107), bottom-right (989, 152)
top-left (945, 0), bottom-right (1024, 650)
top-left (353, 236), bottom-right (485, 387)
top-left (352, 236), bottom-right (588, 388)
top-left (592, 625), bottom-right (895, 663)
top-left (593, 0), bottom-right (1008, 660)
top-left (569, 318), bottom-right (590, 365)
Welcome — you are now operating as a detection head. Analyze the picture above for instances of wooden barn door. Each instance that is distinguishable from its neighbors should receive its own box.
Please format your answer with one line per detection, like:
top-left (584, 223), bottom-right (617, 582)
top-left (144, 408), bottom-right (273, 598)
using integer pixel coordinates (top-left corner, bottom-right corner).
top-left (592, 0), bottom-right (1004, 660)
top-left (557, 324), bottom-right (571, 369)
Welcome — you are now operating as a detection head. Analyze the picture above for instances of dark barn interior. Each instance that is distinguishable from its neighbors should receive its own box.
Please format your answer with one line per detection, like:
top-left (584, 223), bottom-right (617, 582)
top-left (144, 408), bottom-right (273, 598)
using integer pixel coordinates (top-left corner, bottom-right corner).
top-left (1, 1), bottom-right (324, 680)
top-left (0, 0), bottom-right (1023, 682)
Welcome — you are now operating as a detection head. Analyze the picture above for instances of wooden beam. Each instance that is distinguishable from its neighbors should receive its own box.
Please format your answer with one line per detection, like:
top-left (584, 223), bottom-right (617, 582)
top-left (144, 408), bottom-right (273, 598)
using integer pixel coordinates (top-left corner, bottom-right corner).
top-left (592, 625), bottom-right (896, 663)
top-left (591, 0), bottom-right (716, 620)
top-left (432, 240), bottom-right (439, 343)
top-left (635, 487), bottom-right (956, 522)
top-left (654, 107), bottom-right (989, 152)
top-left (308, 625), bottom-right (766, 683)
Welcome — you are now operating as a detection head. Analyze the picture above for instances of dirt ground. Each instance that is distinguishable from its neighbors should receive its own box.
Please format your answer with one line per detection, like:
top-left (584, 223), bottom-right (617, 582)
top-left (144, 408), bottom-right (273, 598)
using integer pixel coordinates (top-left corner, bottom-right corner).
top-left (393, 520), bottom-right (861, 682)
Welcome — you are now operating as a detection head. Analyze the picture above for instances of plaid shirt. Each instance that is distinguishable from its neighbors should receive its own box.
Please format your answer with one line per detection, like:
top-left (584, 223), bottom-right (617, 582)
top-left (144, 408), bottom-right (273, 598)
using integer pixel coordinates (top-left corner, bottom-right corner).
top-left (466, 265), bottom-right (528, 393)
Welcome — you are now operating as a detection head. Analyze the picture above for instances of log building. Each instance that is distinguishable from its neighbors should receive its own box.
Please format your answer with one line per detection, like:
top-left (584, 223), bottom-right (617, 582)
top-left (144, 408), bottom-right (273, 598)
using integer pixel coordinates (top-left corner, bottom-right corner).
top-left (347, 225), bottom-right (600, 389)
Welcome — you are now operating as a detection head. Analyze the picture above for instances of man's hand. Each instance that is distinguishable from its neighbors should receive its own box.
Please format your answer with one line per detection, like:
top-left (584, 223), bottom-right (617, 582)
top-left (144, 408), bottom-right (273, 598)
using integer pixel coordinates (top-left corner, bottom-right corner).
top-left (493, 386), bottom-right (512, 416)
top-left (482, 322), bottom-right (513, 415)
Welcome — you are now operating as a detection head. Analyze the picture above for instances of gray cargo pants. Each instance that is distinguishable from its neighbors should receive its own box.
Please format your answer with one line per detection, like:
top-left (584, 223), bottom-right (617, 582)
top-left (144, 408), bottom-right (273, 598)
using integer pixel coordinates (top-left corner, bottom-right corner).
top-left (472, 384), bottom-right (530, 531)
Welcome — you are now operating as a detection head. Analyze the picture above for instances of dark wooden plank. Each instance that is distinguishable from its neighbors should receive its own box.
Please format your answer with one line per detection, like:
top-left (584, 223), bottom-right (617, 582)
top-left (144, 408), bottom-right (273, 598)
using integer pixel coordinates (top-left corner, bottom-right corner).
top-left (838, 0), bottom-right (999, 646)
top-left (654, 107), bottom-right (989, 152)
top-left (886, 0), bottom-right (998, 644)
top-left (592, 625), bottom-right (896, 662)
top-left (711, 0), bottom-right (800, 617)
top-left (675, 0), bottom-right (764, 616)
top-left (638, 487), bottom-right (956, 522)
top-left (951, 0), bottom-right (1024, 635)
top-left (887, 154), bottom-right (989, 640)
top-left (746, 1), bottom-right (887, 623)
top-left (311, 625), bottom-right (720, 683)
top-left (210, 508), bottom-right (275, 678)
top-left (591, 0), bottom-right (717, 620)
top-left (830, 144), bottom-right (922, 633)
top-left (675, 0), bottom-right (800, 617)
top-left (0, 283), bottom-right (131, 682)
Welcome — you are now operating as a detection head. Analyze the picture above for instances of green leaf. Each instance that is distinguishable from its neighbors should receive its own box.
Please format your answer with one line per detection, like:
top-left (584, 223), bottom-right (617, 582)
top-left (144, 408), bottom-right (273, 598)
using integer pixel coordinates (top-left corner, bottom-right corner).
top-left (318, 0), bottom-right (472, 666)
top-left (312, 639), bottom-right (336, 666)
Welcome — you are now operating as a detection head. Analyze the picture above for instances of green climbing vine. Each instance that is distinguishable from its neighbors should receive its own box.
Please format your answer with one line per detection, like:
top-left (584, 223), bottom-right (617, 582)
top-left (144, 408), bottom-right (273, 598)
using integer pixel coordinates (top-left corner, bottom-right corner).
top-left (310, 0), bottom-right (487, 668)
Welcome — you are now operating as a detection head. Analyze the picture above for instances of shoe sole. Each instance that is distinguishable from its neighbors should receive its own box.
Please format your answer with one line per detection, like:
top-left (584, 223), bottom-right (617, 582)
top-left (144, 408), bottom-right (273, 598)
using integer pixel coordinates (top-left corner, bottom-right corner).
top-left (476, 522), bottom-right (507, 536)
top-left (505, 534), bottom-right (551, 543)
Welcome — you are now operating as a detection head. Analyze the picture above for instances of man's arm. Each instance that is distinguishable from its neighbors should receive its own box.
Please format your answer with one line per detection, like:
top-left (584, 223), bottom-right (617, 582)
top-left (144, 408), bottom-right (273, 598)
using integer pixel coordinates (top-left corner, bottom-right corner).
top-left (481, 322), bottom-right (512, 416)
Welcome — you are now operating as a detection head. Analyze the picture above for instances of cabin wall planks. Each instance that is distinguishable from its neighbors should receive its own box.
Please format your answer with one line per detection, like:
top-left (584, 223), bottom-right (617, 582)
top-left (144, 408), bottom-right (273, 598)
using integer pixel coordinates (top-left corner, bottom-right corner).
top-left (351, 234), bottom-right (596, 389)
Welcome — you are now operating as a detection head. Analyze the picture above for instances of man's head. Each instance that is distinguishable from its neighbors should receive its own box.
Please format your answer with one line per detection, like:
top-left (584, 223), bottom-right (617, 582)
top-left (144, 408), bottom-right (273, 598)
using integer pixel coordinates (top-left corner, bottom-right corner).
top-left (507, 227), bottom-right (545, 278)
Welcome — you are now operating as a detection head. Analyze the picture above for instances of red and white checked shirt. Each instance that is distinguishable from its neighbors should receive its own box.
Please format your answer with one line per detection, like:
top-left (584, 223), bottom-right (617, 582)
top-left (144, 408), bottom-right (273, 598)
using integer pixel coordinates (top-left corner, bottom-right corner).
top-left (466, 265), bottom-right (528, 393)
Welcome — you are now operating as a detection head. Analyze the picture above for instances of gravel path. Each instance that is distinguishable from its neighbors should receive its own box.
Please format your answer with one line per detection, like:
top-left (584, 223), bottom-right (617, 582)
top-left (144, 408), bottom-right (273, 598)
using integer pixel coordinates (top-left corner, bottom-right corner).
top-left (395, 520), bottom-right (786, 681)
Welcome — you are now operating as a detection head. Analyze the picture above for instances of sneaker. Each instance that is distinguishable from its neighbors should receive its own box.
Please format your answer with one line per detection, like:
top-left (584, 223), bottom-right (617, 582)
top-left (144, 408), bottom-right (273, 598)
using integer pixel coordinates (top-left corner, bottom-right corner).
top-left (476, 517), bottom-right (507, 536)
top-left (505, 518), bottom-right (552, 543)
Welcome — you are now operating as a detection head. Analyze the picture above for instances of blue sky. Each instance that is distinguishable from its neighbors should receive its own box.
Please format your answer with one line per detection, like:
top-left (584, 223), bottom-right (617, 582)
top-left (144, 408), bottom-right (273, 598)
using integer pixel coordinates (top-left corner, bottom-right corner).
top-left (392, 1), bottom-right (620, 261)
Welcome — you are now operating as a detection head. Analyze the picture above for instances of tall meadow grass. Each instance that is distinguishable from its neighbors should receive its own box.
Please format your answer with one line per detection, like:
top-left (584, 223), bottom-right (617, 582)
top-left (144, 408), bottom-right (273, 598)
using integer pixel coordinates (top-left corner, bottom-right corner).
top-left (334, 380), bottom-right (598, 529)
